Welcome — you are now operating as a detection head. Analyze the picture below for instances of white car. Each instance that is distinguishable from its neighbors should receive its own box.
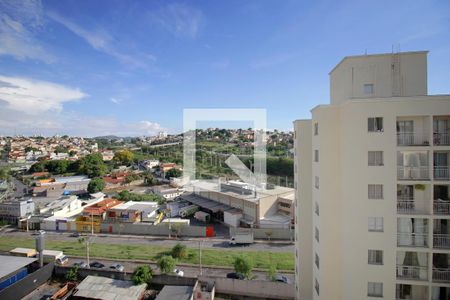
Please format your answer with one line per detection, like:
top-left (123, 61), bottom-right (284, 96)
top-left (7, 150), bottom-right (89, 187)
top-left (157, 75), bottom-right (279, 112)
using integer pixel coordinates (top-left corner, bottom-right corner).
top-left (174, 268), bottom-right (184, 277)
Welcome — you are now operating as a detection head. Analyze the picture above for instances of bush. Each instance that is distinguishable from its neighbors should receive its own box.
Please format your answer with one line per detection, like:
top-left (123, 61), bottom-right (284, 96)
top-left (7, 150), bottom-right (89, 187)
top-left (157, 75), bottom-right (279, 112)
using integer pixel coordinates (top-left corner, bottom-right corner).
top-left (66, 265), bottom-right (79, 281)
top-left (87, 177), bottom-right (106, 193)
top-left (157, 255), bottom-right (176, 274)
top-left (171, 243), bottom-right (187, 259)
top-left (267, 263), bottom-right (277, 281)
top-left (233, 256), bottom-right (253, 279)
top-left (132, 265), bottom-right (153, 285)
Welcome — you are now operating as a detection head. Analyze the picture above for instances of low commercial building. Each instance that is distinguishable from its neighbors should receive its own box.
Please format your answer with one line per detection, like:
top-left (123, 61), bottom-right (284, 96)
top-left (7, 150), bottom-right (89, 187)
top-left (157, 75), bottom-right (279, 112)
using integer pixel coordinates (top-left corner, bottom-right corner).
top-left (184, 180), bottom-right (294, 228)
top-left (0, 198), bottom-right (35, 224)
top-left (38, 195), bottom-right (83, 217)
top-left (105, 201), bottom-right (159, 223)
top-left (72, 275), bottom-right (146, 300)
top-left (0, 255), bottom-right (37, 291)
top-left (76, 198), bottom-right (122, 233)
top-left (33, 175), bottom-right (90, 197)
top-left (151, 186), bottom-right (184, 200)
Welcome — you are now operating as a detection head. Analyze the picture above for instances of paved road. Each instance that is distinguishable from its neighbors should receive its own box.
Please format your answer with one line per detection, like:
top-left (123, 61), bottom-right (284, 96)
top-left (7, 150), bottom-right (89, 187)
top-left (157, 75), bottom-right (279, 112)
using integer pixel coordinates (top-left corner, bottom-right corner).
top-left (3, 230), bottom-right (295, 253)
top-left (67, 256), bottom-right (294, 282)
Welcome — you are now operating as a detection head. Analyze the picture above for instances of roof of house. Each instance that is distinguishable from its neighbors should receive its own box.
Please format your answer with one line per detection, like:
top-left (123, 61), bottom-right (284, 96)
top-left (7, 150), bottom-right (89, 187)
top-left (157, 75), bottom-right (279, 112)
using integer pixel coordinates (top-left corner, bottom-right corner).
top-left (83, 198), bottom-right (123, 215)
top-left (109, 201), bottom-right (158, 212)
top-left (73, 275), bottom-right (146, 300)
top-left (0, 255), bottom-right (37, 280)
top-left (155, 285), bottom-right (193, 300)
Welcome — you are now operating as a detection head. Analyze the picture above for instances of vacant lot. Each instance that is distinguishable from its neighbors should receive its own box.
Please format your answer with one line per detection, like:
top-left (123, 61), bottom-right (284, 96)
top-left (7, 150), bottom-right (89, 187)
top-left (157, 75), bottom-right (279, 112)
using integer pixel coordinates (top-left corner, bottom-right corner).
top-left (0, 236), bottom-right (294, 271)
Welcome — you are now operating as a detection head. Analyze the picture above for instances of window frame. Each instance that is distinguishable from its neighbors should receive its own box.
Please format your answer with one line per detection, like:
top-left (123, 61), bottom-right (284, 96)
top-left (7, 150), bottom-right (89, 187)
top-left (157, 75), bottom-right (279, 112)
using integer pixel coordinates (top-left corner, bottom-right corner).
top-left (368, 117), bottom-right (384, 132)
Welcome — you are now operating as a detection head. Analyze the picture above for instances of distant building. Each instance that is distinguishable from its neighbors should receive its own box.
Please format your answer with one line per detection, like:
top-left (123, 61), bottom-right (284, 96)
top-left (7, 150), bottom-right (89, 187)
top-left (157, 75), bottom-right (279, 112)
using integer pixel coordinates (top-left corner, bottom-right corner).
top-left (151, 186), bottom-right (184, 200)
top-left (75, 198), bottom-right (123, 233)
top-left (155, 285), bottom-right (193, 300)
top-left (105, 201), bottom-right (159, 223)
top-left (0, 255), bottom-right (37, 291)
top-left (0, 198), bottom-right (34, 224)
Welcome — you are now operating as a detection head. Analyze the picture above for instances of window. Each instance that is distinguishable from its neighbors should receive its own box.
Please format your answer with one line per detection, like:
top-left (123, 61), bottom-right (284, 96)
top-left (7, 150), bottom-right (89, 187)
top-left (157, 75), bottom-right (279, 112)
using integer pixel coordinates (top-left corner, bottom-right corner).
top-left (368, 151), bottom-right (384, 166)
top-left (368, 184), bottom-right (383, 199)
top-left (315, 176), bottom-right (319, 189)
top-left (315, 227), bottom-right (319, 242)
top-left (368, 117), bottom-right (383, 132)
top-left (314, 150), bottom-right (319, 162)
top-left (368, 217), bottom-right (384, 232)
top-left (315, 253), bottom-right (320, 269)
top-left (314, 122), bottom-right (319, 136)
top-left (368, 282), bottom-right (383, 297)
top-left (364, 83), bottom-right (374, 95)
top-left (368, 250), bottom-right (383, 265)
top-left (315, 201), bottom-right (319, 216)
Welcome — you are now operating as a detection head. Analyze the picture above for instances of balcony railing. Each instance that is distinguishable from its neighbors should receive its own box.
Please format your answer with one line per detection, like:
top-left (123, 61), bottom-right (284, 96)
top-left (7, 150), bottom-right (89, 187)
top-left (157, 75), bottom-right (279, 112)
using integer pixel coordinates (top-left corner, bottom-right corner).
top-left (397, 233), bottom-right (428, 247)
top-left (397, 132), bottom-right (430, 146)
top-left (434, 133), bottom-right (450, 146)
top-left (434, 166), bottom-right (450, 180)
top-left (433, 234), bottom-right (450, 249)
top-left (397, 166), bottom-right (429, 180)
top-left (433, 201), bottom-right (450, 215)
top-left (397, 200), bottom-right (416, 214)
top-left (396, 265), bottom-right (428, 280)
top-left (433, 268), bottom-right (450, 283)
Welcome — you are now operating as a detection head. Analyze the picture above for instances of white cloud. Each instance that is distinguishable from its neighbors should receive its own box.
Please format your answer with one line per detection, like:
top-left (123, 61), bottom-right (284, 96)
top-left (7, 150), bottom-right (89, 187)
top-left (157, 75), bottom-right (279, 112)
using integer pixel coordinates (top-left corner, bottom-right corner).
top-left (47, 11), bottom-right (155, 69)
top-left (149, 3), bottom-right (202, 38)
top-left (139, 120), bottom-right (163, 134)
top-left (0, 75), bottom-right (87, 114)
top-left (110, 97), bottom-right (122, 104)
top-left (0, 0), bottom-right (55, 63)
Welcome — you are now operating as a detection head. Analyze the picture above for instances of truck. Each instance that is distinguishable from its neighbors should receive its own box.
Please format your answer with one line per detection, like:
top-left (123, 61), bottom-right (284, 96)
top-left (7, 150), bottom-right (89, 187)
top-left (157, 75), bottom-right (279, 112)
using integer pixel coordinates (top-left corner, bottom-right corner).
top-left (194, 211), bottom-right (210, 223)
top-left (179, 204), bottom-right (199, 218)
top-left (229, 231), bottom-right (254, 246)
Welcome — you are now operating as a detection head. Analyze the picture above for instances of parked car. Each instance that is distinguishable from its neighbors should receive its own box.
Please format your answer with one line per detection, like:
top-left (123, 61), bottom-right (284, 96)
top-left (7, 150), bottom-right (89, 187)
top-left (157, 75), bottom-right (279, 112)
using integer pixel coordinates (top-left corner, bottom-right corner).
top-left (31, 230), bottom-right (46, 236)
top-left (173, 268), bottom-right (184, 277)
top-left (73, 261), bottom-right (87, 268)
top-left (56, 255), bottom-right (69, 265)
top-left (90, 261), bottom-right (105, 269)
top-left (110, 264), bottom-right (125, 272)
top-left (275, 274), bottom-right (290, 284)
top-left (226, 272), bottom-right (245, 280)
top-left (69, 232), bottom-right (79, 238)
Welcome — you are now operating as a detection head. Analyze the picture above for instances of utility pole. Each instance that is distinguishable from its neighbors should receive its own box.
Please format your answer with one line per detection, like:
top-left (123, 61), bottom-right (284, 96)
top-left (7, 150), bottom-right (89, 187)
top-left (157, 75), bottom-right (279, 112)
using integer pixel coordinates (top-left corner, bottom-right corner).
top-left (199, 239), bottom-right (203, 276)
top-left (91, 211), bottom-right (94, 236)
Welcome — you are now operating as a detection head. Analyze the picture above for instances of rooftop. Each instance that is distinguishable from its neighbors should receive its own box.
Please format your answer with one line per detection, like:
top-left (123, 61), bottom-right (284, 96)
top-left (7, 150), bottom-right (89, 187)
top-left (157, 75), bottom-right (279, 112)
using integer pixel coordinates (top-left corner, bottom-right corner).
top-left (73, 275), bottom-right (146, 300)
top-left (0, 254), bottom-right (37, 280)
top-left (155, 285), bottom-right (193, 300)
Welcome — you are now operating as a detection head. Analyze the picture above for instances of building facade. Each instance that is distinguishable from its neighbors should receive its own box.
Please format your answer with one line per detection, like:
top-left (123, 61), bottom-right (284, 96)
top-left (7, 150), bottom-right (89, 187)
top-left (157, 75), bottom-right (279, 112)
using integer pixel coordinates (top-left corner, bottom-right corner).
top-left (294, 51), bottom-right (450, 300)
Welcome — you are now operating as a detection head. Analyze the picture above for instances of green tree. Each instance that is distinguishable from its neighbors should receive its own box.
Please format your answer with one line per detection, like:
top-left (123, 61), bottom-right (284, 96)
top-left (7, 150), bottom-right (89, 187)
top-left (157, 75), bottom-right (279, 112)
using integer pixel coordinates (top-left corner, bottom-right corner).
top-left (267, 263), bottom-right (277, 281)
top-left (233, 256), bottom-right (253, 279)
top-left (171, 243), bottom-right (187, 259)
top-left (0, 167), bottom-right (9, 180)
top-left (29, 162), bottom-right (46, 173)
top-left (113, 150), bottom-right (134, 166)
top-left (54, 146), bottom-right (68, 154)
top-left (131, 265), bottom-right (153, 285)
top-left (77, 153), bottom-right (108, 178)
top-left (157, 255), bottom-right (176, 274)
top-left (87, 177), bottom-right (106, 193)
top-left (165, 168), bottom-right (182, 179)
top-left (66, 265), bottom-right (79, 281)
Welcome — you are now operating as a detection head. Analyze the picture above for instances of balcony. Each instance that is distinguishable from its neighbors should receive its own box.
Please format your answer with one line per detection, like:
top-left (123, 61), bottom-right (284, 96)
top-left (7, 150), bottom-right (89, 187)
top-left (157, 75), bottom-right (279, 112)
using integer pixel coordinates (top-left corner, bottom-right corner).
top-left (434, 185), bottom-right (450, 215)
top-left (396, 284), bottom-right (428, 300)
top-left (434, 132), bottom-right (450, 146)
top-left (398, 166), bottom-right (430, 181)
top-left (433, 268), bottom-right (450, 283)
top-left (397, 132), bottom-right (430, 146)
top-left (396, 265), bottom-right (428, 281)
top-left (434, 200), bottom-right (450, 215)
top-left (397, 184), bottom-right (431, 215)
top-left (434, 166), bottom-right (450, 180)
top-left (431, 286), bottom-right (450, 300)
top-left (433, 234), bottom-right (450, 249)
top-left (397, 233), bottom-right (428, 247)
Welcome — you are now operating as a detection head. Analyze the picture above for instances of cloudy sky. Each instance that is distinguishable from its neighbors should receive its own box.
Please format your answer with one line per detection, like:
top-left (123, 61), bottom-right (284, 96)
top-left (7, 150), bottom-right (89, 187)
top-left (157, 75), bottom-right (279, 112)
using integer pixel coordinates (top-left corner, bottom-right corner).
top-left (0, 0), bottom-right (449, 136)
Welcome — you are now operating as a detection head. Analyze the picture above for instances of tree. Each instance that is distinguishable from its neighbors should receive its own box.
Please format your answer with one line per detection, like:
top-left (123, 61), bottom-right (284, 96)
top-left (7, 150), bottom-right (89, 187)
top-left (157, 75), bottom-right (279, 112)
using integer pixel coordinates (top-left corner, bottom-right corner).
top-left (171, 243), bottom-right (187, 259)
top-left (113, 150), bottom-right (134, 166)
top-left (132, 265), bottom-right (153, 285)
top-left (87, 177), bottom-right (105, 193)
top-left (0, 167), bottom-right (9, 180)
top-left (165, 168), bottom-right (182, 179)
top-left (233, 256), bottom-right (253, 279)
top-left (77, 153), bottom-right (108, 178)
top-left (157, 255), bottom-right (176, 274)
top-left (265, 230), bottom-right (273, 241)
top-left (66, 265), bottom-right (79, 281)
top-left (29, 162), bottom-right (45, 173)
top-left (267, 263), bottom-right (277, 281)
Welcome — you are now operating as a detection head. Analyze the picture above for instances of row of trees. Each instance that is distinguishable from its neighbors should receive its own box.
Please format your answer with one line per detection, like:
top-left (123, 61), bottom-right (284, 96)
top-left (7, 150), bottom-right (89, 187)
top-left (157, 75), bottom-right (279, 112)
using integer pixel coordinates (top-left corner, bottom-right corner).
top-left (117, 190), bottom-right (166, 205)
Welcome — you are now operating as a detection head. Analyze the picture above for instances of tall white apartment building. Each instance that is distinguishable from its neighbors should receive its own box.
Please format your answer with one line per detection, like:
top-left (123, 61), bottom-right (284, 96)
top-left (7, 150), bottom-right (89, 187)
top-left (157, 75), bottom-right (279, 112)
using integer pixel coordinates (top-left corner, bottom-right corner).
top-left (294, 51), bottom-right (450, 300)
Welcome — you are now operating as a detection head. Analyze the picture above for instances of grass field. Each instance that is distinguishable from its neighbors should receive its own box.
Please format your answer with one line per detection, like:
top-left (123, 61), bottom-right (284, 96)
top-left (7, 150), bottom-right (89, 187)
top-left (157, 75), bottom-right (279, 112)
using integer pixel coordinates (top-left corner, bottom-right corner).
top-left (0, 236), bottom-right (294, 271)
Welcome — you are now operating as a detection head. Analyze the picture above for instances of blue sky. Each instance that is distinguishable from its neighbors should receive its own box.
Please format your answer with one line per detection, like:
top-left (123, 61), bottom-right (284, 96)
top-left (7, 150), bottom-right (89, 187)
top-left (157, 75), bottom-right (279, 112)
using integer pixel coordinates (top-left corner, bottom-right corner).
top-left (0, 0), bottom-right (449, 136)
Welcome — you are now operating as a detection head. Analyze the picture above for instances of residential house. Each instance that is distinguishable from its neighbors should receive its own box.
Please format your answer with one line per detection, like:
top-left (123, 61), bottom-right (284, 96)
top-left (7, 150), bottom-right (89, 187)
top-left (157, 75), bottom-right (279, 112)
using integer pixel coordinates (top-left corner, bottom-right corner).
top-left (75, 198), bottom-right (122, 233)
top-left (105, 201), bottom-right (159, 223)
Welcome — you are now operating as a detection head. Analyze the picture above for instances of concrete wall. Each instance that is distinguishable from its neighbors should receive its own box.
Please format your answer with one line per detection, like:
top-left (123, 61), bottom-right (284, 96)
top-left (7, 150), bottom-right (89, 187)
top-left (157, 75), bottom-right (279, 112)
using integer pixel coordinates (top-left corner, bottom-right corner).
top-left (229, 227), bottom-right (294, 241)
top-left (100, 222), bottom-right (206, 237)
top-left (199, 276), bottom-right (294, 300)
